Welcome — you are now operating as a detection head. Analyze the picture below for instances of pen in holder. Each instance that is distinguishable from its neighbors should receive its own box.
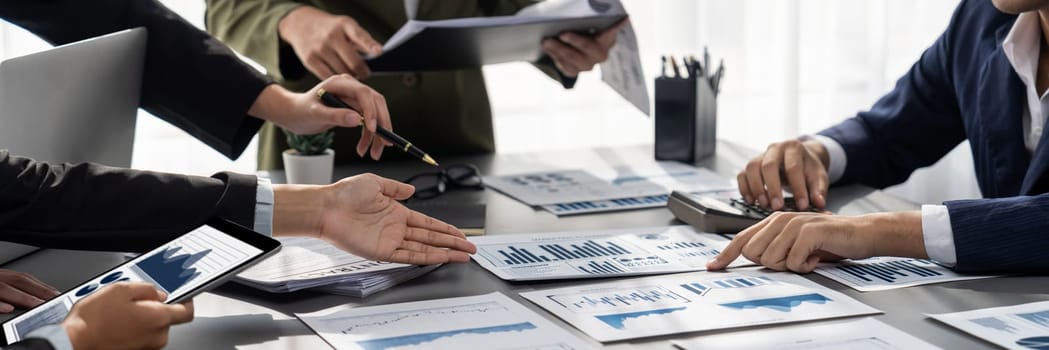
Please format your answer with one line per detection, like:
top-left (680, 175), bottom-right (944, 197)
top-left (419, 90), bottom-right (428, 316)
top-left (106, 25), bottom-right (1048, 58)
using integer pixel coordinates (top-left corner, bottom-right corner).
top-left (655, 52), bottom-right (722, 163)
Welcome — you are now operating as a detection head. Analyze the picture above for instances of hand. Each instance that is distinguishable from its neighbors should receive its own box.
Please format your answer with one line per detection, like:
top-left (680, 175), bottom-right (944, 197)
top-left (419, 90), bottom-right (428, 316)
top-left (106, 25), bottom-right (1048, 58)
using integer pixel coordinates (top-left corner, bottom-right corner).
top-left (541, 18), bottom-right (629, 77)
top-left (738, 139), bottom-right (831, 211)
top-left (249, 75), bottom-right (392, 160)
top-left (0, 270), bottom-right (59, 313)
top-left (705, 211), bottom-right (927, 273)
top-left (62, 282), bottom-right (194, 350)
top-left (278, 6), bottom-right (382, 80)
top-left (272, 173), bottom-right (478, 265)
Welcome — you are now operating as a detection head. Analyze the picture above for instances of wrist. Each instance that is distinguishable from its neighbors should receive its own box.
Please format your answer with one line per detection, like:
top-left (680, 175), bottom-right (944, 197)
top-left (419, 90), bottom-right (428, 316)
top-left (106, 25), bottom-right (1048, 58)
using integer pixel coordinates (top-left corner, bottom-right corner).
top-left (247, 84), bottom-right (297, 127)
top-left (272, 184), bottom-right (327, 238)
top-left (864, 211), bottom-right (927, 258)
top-left (278, 6), bottom-right (315, 43)
top-left (62, 318), bottom-right (93, 350)
top-left (802, 139), bottom-right (830, 170)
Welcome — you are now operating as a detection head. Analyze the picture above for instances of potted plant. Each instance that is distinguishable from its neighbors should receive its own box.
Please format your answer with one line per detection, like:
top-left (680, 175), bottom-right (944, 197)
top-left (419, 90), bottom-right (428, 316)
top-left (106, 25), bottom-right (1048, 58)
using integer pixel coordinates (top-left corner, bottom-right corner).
top-left (281, 129), bottom-right (334, 184)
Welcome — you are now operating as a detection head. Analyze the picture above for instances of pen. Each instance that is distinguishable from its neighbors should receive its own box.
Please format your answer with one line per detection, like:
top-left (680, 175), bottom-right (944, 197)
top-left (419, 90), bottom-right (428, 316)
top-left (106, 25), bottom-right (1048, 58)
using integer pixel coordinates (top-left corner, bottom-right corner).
top-left (703, 47), bottom-right (710, 80)
top-left (661, 55), bottom-right (668, 78)
top-left (669, 55), bottom-right (681, 78)
top-left (317, 88), bottom-right (439, 166)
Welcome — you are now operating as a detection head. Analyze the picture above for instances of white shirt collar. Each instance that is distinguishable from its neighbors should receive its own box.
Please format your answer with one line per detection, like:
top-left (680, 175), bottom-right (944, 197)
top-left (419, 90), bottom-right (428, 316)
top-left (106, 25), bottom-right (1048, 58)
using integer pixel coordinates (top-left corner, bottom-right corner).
top-left (1002, 12), bottom-right (1042, 88)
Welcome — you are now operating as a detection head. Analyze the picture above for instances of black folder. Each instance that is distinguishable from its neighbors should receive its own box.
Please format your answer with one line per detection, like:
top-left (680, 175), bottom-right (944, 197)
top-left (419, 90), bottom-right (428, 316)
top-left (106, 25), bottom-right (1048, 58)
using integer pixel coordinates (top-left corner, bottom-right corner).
top-left (366, 14), bottom-right (625, 72)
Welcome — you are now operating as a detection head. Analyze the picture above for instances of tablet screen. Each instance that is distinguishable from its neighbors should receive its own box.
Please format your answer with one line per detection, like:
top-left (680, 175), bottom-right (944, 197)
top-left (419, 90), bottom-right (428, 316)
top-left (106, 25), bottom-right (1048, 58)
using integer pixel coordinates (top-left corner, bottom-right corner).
top-left (1, 220), bottom-right (279, 345)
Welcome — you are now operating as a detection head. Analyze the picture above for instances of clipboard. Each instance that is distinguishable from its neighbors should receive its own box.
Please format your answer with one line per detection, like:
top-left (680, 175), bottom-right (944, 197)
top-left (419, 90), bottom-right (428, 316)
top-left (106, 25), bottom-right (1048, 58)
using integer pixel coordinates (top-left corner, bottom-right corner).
top-left (366, 14), bottom-right (626, 72)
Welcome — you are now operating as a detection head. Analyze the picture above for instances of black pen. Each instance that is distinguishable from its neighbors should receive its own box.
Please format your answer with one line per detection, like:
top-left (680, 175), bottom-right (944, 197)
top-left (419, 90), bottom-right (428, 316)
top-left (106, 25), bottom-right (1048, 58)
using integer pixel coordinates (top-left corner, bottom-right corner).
top-left (317, 89), bottom-right (438, 166)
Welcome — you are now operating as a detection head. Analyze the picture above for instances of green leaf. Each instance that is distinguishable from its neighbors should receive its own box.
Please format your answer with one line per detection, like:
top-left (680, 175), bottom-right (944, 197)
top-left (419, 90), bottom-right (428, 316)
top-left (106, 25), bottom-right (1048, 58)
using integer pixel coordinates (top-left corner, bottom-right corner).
top-left (284, 129), bottom-right (334, 156)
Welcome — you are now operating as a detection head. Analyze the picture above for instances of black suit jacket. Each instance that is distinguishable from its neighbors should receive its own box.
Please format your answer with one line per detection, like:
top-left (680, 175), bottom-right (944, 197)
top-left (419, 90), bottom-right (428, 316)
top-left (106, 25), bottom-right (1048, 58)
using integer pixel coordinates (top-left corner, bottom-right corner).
top-left (0, 150), bottom-right (257, 252)
top-left (2, 339), bottom-right (53, 350)
top-left (0, 0), bottom-right (271, 159)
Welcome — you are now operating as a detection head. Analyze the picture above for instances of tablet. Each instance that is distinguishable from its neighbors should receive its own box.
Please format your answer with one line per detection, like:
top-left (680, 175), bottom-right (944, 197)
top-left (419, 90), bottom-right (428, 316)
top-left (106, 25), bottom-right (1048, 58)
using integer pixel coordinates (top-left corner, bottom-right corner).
top-left (0, 218), bottom-right (282, 345)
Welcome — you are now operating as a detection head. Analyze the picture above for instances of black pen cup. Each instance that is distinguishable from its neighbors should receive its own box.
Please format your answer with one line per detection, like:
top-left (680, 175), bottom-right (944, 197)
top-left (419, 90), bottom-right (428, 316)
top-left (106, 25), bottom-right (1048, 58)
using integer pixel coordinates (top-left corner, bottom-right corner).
top-left (654, 75), bottom-right (717, 162)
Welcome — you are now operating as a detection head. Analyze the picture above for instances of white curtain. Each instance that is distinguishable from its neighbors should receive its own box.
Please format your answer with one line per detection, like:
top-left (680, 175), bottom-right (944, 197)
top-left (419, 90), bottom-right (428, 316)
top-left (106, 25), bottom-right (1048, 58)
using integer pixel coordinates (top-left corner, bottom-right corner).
top-left (0, 0), bottom-right (978, 204)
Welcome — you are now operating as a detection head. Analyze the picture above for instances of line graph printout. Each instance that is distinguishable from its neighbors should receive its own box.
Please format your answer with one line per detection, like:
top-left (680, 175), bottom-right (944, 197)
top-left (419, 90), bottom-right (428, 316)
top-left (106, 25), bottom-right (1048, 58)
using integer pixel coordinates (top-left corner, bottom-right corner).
top-left (519, 268), bottom-right (880, 342)
top-left (483, 161), bottom-right (733, 206)
top-left (930, 301), bottom-right (1049, 350)
top-left (672, 317), bottom-right (938, 350)
top-left (296, 292), bottom-right (591, 350)
top-left (814, 257), bottom-right (1000, 292)
top-left (469, 225), bottom-right (752, 281)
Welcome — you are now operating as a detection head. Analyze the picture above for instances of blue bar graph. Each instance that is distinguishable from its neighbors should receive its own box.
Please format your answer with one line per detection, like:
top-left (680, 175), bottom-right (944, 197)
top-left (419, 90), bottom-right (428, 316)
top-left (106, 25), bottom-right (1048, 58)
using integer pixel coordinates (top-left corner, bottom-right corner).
top-left (971, 317), bottom-right (1019, 333)
top-left (679, 276), bottom-right (774, 296)
top-left (577, 260), bottom-right (626, 274)
top-left (549, 194), bottom-right (670, 214)
top-left (657, 241), bottom-right (708, 250)
top-left (834, 259), bottom-right (943, 283)
top-left (551, 287), bottom-right (688, 309)
top-left (1017, 310), bottom-right (1049, 328)
top-left (488, 240), bottom-right (634, 265)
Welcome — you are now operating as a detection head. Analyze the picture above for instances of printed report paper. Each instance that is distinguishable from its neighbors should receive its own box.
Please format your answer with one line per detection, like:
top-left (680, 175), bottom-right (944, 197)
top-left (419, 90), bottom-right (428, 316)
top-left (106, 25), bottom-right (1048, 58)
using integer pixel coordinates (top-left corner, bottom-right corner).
top-left (469, 225), bottom-right (751, 281)
top-left (930, 300), bottom-right (1049, 350)
top-left (520, 268), bottom-right (881, 342)
top-left (814, 257), bottom-right (999, 292)
top-left (672, 317), bottom-right (939, 350)
top-left (296, 292), bottom-right (592, 350)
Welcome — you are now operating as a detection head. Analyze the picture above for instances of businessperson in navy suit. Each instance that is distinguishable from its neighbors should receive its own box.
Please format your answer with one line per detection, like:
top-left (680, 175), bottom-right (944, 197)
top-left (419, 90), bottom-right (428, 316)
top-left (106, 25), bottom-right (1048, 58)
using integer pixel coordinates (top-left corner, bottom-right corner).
top-left (0, 1), bottom-right (476, 349)
top-left (708, 0), bottom-right (1049, 274)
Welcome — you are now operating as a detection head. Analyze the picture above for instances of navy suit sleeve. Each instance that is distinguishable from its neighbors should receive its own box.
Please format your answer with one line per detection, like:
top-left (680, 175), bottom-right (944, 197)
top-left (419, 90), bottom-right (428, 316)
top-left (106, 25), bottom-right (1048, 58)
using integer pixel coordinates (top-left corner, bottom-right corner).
top-left (945, 194), bottom-right (1049, 272)
top-left (0, 0), bottom-right (270, 159)
top-left (817, 4), bottom-right (966, 189)
top-left (0, 150), bottom-right (257, 252)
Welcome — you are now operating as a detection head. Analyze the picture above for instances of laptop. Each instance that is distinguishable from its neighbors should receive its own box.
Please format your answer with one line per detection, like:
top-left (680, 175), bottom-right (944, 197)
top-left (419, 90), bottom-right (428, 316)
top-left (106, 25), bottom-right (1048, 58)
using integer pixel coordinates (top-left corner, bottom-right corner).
top-left (0, 28), bottom-right (146, 265)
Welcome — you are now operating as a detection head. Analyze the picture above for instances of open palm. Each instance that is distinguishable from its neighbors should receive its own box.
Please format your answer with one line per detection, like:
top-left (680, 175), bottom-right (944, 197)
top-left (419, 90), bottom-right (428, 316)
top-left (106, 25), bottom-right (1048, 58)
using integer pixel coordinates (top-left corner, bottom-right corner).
top-left (316, 174), bottom-right (476, 265)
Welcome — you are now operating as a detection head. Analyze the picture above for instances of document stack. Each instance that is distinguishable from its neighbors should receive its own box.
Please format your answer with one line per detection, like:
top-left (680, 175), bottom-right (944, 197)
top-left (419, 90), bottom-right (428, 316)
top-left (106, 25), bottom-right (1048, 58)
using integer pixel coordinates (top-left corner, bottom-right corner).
top-left (233, 237), bottom-right (439, 298)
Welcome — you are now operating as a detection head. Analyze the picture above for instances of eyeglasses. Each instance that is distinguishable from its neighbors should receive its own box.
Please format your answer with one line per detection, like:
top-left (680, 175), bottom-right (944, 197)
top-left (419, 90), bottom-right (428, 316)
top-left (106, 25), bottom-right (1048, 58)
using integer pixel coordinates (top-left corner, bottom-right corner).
top-left (403, 163), bottom-right (483, 199)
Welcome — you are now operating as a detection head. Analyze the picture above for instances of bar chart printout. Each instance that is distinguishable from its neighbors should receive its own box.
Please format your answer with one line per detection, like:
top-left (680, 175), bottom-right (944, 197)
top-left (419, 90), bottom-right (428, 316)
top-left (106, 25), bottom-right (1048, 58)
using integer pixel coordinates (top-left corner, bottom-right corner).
top-left (931, 300), bottom-right (1049, 350)
top-left (469, 225), bottom-right (752, 281)
top-left (296, 292), bottom-right (591, 350)
top-left (520, 268), bottom-right (881, 342)
top-left (814, 257), bottom-right (999, 292)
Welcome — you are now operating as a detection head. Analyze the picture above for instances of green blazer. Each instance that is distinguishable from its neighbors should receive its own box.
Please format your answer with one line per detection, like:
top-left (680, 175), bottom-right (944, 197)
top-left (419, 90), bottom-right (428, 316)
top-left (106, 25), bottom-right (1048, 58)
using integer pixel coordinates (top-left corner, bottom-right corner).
top-left (205, 0), bottom-right (570, 169)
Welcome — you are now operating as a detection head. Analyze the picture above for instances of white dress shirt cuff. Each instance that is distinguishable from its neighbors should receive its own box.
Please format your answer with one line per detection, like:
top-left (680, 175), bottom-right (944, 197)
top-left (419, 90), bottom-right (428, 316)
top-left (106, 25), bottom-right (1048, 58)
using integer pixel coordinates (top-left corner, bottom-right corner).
top-left (921, 204), bottom-right (958, 267)
top-left (254, 177), bottom-right (274, 236)
top-left (800, 134), bottom-right (847, 184)
top-left (24, 324), bottom-right (73, 350)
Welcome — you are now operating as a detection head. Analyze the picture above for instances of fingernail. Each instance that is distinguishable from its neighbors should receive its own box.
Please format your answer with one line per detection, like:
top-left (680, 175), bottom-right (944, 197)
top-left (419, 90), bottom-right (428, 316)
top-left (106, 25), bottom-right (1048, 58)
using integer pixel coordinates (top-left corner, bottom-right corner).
top-left (772, 197), bottom-right (784, 210)
top-left (346, 114), bottom-right (357, 126)
top-left (742, 195), bottom-right (753, 204)
top-left (758, 194), bottom-right (769, 207)
top-left (797, 197), bottom-right (809, 210)
top-left (0, 304), bottom-right (12, 313)
top-left (559, 33), bottom-right (570, 41)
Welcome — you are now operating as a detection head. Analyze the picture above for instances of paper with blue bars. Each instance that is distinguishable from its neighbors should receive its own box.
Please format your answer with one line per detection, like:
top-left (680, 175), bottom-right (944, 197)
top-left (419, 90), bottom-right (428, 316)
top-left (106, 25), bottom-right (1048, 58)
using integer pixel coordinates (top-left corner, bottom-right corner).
top-left (469, 225), bottom-right (752, 281)
top-left (295, 292), bottom-right (591, 350)
top-left (483, 161), bottom-right (735, 215)
top-left (814, 257), bottom-right (1000, 292)
top-left (930, 300), bottom-right (1049, 350)
top-left (520, 268), bottom-right (881, 342)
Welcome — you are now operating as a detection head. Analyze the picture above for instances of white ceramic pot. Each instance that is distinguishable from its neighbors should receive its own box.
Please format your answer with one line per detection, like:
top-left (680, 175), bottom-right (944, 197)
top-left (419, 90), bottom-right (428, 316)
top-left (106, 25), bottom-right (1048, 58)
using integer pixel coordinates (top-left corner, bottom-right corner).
top-left (282, 149), bottom-right (334, 185)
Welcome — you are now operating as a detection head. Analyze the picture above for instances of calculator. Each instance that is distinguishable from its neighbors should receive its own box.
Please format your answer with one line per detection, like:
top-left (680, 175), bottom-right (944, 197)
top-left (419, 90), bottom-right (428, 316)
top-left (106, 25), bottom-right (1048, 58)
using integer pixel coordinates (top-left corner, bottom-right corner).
top-left (667, 190), bottom-right (822, 233)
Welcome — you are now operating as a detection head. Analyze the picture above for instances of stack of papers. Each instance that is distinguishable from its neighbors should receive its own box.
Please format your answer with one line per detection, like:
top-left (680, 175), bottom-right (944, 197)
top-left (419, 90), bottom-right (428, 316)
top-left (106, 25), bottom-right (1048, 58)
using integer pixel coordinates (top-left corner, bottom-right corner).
top-left (234, 237), bottom-right (437, 298)
top-left (484, 161), bottom-right (735, 215)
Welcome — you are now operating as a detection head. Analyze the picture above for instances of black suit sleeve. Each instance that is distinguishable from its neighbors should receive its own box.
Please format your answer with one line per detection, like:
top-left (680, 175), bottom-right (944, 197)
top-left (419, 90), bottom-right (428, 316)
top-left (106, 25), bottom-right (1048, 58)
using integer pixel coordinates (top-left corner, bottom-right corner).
top-left (0, 0), bottom-right (271, 159)
top-left (0, 150), bottom-right (257, 252)
top-left (2, 339), bottom-right (55, 350)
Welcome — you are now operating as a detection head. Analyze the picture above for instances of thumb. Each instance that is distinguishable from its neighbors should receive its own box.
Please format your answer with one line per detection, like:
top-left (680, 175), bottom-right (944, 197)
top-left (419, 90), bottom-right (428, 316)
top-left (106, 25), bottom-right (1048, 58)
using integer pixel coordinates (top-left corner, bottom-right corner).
top-left (374, 175), bottom-right (416, 200)
top-left (313, 100), bottom-right (363, 129)
top-left (123, 283), bottom-right (166, 302)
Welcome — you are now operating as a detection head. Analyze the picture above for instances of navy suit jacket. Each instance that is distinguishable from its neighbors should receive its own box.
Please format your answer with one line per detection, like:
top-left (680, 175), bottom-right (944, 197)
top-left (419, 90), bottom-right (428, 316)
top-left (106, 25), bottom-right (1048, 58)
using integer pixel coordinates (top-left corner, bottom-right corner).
top-left (818, 0), bottom-right (1047, 272)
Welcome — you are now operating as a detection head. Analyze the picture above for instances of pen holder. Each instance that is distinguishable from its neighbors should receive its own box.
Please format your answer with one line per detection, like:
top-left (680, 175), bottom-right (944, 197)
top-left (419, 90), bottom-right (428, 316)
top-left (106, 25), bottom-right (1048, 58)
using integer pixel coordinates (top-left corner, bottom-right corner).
top-left (654, 75), bottom-right (717, 163)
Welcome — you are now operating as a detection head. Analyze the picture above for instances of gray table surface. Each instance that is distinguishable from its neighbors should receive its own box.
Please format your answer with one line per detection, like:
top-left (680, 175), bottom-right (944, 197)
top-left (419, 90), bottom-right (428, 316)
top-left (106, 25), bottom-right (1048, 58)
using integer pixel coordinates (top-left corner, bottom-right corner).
top-left (3, 141), bottom-right (1046, 349)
